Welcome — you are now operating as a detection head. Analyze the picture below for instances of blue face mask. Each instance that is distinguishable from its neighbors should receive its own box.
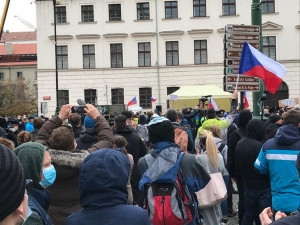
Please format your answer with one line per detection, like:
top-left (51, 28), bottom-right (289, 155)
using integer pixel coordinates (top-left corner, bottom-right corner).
top-left (39, 165), bottom-right (56, 188)
top-left (18, 195), bottom-right (32, 224)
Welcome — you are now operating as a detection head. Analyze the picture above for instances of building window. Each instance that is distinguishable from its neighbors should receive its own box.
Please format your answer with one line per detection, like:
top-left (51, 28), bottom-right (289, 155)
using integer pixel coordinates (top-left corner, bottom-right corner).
top-left (165, 1), bottom-right (178, 19)
top-left (58, 90), bottom-right (69, 107)
top-left (82, 45), bottom-right (95, 69)
top-left (0, 73), bottom-right (4, 80)
top-left (57, 46), bottom-right (68, 69)
top-left (166, 41), bottom-right (179, 66)
top-left (109, 4), bottom-right (121, 21)
top-left (139, 88), bottom-right (152, 108)
top-left (55, 6), bottom-right (67, 23)
top-left (194, 40), bottom-right (207, 64)
top-left (81, 5), bottom-right (94, 22)
top-left (138, 42), bottom-right (151, 67)
top-left (110, 43), bottom-right (123, 68)
top-left (17, 72), bottom-right (23, 78)
top-left (261, 0), bottom-right (275, 13)
top-left (263, 36), bottom-right (276, 60)
top-left (193, 0), bottom-right (206, 17)
top-left (167, 87), bottom-right (180, 95)
top-left (222, 0), bottom-right (236, 16)
top-left (137, 2), bottom-right (150, 20)
top-left (84, 89), bottom-right (97, 105)
top-left (111, 88), bottom-right (124, 104)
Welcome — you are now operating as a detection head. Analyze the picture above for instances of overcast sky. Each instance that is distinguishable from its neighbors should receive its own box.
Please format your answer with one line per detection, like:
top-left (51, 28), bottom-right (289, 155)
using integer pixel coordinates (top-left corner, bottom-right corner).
top-left (0, 0), bottom-right (36, 32)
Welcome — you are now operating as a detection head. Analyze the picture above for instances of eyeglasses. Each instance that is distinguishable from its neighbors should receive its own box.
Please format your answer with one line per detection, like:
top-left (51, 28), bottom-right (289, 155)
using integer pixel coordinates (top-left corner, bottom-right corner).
top-left (25, 179), bottom-right (33, 193)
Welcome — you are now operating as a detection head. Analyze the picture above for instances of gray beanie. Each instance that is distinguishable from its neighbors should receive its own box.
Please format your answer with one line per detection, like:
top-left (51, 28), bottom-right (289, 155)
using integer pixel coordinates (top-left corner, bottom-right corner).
top-left (0, 144), bottom-right (26, 221)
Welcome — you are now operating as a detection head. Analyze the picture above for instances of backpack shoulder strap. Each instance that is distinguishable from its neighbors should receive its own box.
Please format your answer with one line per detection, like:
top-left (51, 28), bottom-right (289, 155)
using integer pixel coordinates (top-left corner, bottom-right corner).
top-left (218, 143), bottom-right (226, 152)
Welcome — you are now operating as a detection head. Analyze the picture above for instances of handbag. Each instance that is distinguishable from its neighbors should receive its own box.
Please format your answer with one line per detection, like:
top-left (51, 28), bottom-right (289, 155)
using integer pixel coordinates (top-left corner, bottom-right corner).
top-left (195, 159), bottom-right (227, 209)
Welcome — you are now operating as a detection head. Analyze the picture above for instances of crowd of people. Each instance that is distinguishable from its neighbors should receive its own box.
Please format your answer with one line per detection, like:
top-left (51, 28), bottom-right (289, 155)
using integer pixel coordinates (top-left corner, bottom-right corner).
top-left (0, 90), bottom-right (300, 225)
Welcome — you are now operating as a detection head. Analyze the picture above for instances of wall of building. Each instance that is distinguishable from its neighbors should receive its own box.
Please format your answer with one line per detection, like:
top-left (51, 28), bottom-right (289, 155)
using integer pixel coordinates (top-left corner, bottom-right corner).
top-left (36, 0), bottom-right (300, 116)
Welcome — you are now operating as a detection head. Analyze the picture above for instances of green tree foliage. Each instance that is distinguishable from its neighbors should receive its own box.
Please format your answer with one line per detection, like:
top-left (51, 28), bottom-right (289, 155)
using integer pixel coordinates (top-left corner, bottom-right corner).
top-left (0, 77), bottom-right (38, 116)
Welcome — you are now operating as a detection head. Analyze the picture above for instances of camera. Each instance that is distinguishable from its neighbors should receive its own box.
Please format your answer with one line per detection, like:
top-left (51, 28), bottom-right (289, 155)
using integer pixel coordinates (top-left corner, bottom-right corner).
top-left (71, 106), bottom-right (87, 114)
top-left (200, 95), bottom-right (212, 103)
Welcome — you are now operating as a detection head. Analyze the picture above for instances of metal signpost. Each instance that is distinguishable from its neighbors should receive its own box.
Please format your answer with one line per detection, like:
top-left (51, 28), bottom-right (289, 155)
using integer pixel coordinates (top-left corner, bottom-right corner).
top-left (224, 24), bottom-right (260, 93)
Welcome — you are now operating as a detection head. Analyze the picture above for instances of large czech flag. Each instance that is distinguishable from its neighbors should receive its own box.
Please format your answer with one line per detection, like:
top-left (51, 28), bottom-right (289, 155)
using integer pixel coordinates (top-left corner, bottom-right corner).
top-left (238, 42), bottom-right (287, 94)
top-left (127, 97), bottom-right (137, 106)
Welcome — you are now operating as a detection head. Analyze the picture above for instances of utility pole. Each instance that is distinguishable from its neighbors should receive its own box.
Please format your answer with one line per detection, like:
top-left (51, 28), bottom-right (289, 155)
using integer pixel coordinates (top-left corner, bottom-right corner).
top-left (53, 0), bottom-right (60, 115)
top-left (251, 0), bottom-right (264, 117)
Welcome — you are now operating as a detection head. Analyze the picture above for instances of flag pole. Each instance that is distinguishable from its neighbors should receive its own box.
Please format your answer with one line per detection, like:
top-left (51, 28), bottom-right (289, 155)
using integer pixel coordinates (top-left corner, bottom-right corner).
top-left (235, 73), bottom-right (240, 91)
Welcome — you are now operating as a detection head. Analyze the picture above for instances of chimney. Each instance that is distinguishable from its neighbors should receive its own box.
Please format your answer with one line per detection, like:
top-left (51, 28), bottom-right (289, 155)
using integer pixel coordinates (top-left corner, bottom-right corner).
top-left (5, 43), bottom-right (13, 55)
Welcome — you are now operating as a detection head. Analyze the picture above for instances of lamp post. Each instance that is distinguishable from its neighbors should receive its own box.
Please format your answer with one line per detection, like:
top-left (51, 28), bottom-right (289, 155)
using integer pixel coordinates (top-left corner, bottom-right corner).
top-left (53, 0), bottom-right (60, 115)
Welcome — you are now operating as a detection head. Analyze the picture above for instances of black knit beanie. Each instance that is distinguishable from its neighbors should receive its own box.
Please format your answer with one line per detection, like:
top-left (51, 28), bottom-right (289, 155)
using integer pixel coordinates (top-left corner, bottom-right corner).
top-left (0, 144), bottom-right (26, 221)
top-left (148, 118), bottom-right (175, 144)
top-left (269, 114), bottom-right (282, 124)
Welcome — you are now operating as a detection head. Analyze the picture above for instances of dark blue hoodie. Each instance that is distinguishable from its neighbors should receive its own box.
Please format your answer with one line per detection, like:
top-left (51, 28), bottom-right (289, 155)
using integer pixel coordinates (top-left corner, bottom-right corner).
top-left (66, 149), bottom-right (151, 225)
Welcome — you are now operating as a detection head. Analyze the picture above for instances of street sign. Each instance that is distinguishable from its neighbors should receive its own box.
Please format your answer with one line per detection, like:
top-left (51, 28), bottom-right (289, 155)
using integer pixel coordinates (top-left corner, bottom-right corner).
top-left (226, 24), bottom-right (260, 33)
top-left (224, 59), bottom-right (241, 67)
top-left (41, 102), bottom-right (48, 114)
top-left (225, 42), bottom-right (259, 50)
top-left (225, 83), bottom-right (260, 92)
top-left (224, 67), bottom-right (239, 75)
top-left (226, 33), bottom-right (259, 41)
top-left (226, 75), bottom-right (259, 83)
top-left (225, 50), bottom-right (242, 58)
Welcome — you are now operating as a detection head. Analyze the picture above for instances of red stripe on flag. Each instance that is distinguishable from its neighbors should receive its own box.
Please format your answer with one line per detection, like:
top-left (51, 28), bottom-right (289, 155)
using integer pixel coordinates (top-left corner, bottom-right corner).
top-left (243, 65), bottom-right (282, 94)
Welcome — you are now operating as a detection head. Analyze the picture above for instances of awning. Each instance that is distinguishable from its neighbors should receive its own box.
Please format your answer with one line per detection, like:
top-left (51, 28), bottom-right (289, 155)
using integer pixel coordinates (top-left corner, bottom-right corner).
top-left (167, 85), bottom-right (232, 100)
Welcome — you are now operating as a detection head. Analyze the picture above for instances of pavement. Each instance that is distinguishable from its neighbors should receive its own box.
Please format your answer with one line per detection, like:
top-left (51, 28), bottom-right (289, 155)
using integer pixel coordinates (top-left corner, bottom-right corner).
top-left (228, 193), bottom-right (239, 225)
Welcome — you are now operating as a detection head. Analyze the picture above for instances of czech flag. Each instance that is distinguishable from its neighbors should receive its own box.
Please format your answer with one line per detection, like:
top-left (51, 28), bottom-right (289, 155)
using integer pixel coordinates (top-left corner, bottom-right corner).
top-left (238, 42), bottom-right (287, 94)
top-left (243, 91), bottom-right (249, 109)
top-left (150, 97), bottom-right (157, 103)
top-left (127, 97), bottom-right (137, 106)
top-left (208, 97), bottom-right (218, 110)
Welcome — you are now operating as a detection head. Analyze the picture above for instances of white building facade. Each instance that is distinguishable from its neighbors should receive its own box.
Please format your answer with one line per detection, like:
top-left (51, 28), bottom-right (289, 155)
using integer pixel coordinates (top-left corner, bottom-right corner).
top-left (36, 0), bottom-right (300, 116)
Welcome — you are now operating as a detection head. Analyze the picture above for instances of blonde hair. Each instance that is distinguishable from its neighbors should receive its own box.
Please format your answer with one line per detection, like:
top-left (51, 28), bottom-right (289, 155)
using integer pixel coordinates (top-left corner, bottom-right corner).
top-left (199, 130), bottom-right (218, 168)
top-left (209, 126), bottom-right (222, 140)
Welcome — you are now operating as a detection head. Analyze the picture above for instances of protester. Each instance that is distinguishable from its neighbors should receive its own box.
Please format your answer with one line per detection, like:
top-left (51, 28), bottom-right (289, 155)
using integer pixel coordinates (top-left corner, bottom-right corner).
top-left (7, 122), bottom-right (19, 147)
top-left (138, 117), bottom-right (211, 225)
top-left (235, 119), bottom-right (271, 225)
top-left (35, 104), bottom-right (114, 225)
top-left (76, 116), bottom-right (98, 150)
top-left (17, 131), bottom-right (32, 146)
top-left (31, 117), bottom-right (45, 142)
top-left (15, 142), bottom-right (54, 225)
top-left (196, 130), bottom-right (226, 225)
top-left (227, 109), bottom-right (253, 225)
top-left (121, 111), bottom-right (137, 134)
top-left (113, 135), bottom-right (134, 204)
top-left (259, 152), bottom-right (300, 225)
top-left (113, 114), bottom-right (147, 206)
top-left (255, 109), bottom-right (300, 215)
top-left (0, 137), bottom-right (15, 150)
top-left (69, 114), bottom-right (81, 139)
top-left (177, 112), bottom-right (195, 154)
top-left (264, 114), bottom-right (282, 141)
top-left (66, 149), bottom-right (151, 225)
top-left (0, 144), bottom-right (28, 225)
top-left (25, 116), bottom-right (35, 133)
top-left (137, 114), bottom-right (149, 146)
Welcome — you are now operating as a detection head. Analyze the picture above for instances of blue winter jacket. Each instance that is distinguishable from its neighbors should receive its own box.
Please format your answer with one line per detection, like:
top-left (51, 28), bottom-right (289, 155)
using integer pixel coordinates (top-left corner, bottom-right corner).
top-left (255, 124), bottom-right (300, 213)
top-left (26, 122), bottom-right (34, 132)
top-left (66, 149), bottom-right (151, 225)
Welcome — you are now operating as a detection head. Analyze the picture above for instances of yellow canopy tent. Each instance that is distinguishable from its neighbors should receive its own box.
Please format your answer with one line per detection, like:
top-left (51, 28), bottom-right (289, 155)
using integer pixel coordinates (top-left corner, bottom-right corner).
top-left (167, 85), bottom-right (233, 112)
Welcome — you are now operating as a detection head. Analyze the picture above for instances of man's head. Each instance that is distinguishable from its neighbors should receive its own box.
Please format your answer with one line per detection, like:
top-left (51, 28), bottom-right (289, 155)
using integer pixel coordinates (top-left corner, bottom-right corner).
top-left (84, 116), bottom-right (95, 129)
top-left (177, 112), bottom-right (184, 124)
top-left (165, 109), bottom-right (178, 122)
top-left (207, 108), bottom-right (216, 119)
top-left (49, 126), bottom-right (75, 151)
top-left (0, 144), bottom-right (27, 225)
top-left (122, 111), bottom-right (133, 125)
top-left (282, 109), bottom-right (300, 127)
top-left (148, 117), bottom-right (174, 144)
top-left (69, 114), bottom-right (81, 128)
top-left (33, 117), bottom-right (44, 130)
top-left (28, 116), bottom-right (34, 124)
top-left (17, 131), bottom-right (31, 146)
top-left (114, 114), bottom-right (127, 129)
top-left (268, 114), bottom-right (282, 125)
top-left (238, 109), bottom-right (253, 128)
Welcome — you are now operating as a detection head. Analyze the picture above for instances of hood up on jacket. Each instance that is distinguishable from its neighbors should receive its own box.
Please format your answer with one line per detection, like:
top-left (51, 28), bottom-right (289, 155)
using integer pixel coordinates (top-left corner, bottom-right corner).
top-left (246, 119), bottom-right (266, 142)
top-left (79, 149), bottom-right (130, 209)
top-left (14, 142), bottom-right (46, 189)
top-left (274, 124), bottom-right (300, 146)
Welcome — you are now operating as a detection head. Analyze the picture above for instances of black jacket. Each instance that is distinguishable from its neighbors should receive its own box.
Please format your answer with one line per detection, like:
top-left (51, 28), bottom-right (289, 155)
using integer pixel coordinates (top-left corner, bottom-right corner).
top-left (227, 126), bottom-right (247, 178)
top-left (31, 129), bottom-right (40, 141)
top-left (235, 119), bottom-right (270, 189)
top-left (72, 127), bottom-right (81, 139)
top-left (76, 128), bottom-right (98, 150)
top-left (114, 126), bottom-right (147, 167)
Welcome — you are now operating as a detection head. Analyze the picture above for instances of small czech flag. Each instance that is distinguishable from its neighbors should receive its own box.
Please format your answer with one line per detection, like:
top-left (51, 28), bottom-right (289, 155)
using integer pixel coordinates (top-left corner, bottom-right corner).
top-left (243, 92), bottom-right (249, 109)
top-left (150, 97), bottom-right (157, 103)
top-left (127, 97), bottom-right (137, 106)
top-left (208, 97), bottom-right (219, 110)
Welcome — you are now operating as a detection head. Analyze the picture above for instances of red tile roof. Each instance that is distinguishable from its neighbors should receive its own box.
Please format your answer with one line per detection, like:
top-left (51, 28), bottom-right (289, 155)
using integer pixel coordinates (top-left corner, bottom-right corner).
top-left (0, 61), bottom-right (37, 66)
top-left (0, 44), bottom-right (37, 55)
top-left (0, 31), bottom-right (36, 42)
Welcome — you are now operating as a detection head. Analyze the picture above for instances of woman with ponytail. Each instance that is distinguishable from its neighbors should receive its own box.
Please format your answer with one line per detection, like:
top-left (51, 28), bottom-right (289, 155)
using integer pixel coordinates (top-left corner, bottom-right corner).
top-left (113, 135), bottom-right (134, 205)
top-left (196, 130), bottom-right (226, 225)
